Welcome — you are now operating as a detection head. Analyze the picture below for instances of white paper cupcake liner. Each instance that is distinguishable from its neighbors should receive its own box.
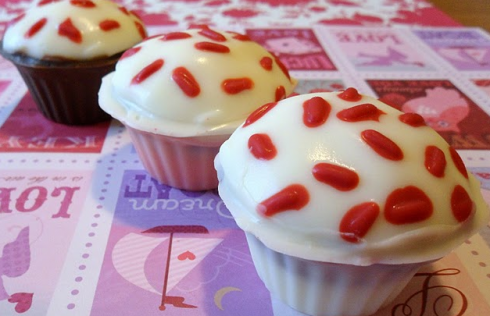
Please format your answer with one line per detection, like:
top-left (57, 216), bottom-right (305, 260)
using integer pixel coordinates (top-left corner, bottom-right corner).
top-left (245, 233), bottom-right (428, 316)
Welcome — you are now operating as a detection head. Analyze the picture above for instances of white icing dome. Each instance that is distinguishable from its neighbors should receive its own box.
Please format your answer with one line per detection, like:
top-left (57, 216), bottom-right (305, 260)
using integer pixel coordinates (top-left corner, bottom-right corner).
top-left (98, 26), bottom-right (297, 137)
top-left (215, 89), bottom-right (489, 265)
top-left (2, 0), bottom-right (146, 60)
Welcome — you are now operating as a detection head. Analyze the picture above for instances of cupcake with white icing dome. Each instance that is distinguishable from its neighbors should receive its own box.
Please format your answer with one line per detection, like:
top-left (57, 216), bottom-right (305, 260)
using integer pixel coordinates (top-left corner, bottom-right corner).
top-left (0, 0), bottom-right (146, 125)
top-left (214, 88), bottom-right (489, 316)
top-left (99, 25), bottom-right (296, 191)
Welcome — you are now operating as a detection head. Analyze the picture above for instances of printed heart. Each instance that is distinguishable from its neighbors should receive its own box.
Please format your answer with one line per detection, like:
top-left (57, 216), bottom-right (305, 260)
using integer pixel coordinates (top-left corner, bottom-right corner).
top-left (8, 292), bottom-right (33, 313)
top-left (177, 251), bottom-right (196, 261)
top-left (476, 172), bottom-right (490, 180)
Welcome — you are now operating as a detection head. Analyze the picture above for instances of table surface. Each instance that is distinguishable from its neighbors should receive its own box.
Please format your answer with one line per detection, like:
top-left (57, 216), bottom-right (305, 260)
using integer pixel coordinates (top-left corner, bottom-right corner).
top-left (429, 0), bottom-right (490, 32)
top-left (1, 1), bottom-right (490, 316)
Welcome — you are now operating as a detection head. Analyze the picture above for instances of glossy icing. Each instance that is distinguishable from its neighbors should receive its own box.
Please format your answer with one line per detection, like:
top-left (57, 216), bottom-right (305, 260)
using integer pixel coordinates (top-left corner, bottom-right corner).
top-left (2, 0), bottom-right (146, 60)
top-left (98, 26), bottom-right (297, 137)
top-left (215, 89), bottom-right (489, 265)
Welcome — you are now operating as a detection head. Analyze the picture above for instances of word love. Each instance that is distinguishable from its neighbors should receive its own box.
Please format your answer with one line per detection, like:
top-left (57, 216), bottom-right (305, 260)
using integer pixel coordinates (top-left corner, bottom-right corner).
top-left (335, 31), bottom-right (403, 44)
top-left (0, 186), bottom-right (80, 218)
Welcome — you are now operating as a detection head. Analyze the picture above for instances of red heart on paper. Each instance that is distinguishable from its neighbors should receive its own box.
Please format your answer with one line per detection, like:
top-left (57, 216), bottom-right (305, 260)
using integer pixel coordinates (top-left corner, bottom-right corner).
top-left (476, 172), bottom-right (490, 179)
top-left (177, 251), bottom-right (196, 261)
top-left (8, 292), bottom-right (33, 313)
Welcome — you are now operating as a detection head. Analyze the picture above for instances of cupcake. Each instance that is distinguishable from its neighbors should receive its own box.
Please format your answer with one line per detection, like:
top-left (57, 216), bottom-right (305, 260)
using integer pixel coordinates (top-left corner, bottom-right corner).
top-left (98, 25), bottom-right (296, 191)
top-left (0, 0), bottom-right (146, 125)
top-left (214, 88), bottom-right (489, 316)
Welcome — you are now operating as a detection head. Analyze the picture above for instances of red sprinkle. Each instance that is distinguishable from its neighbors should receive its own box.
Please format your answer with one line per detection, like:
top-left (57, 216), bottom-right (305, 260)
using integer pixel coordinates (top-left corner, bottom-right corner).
top-left (188, 24), bottom-right (210, 30)
top-left (243, 102), bottom-right (277, 127)
top-left (339, 202), bottom-right (379, 243)
top-left (337, 103), bottom-right (385, 122)
top-left (312, 163), bottom-right (359, 191)
top-left (70, 0), bottom-right (95, 7)
top-left (161, 32), bottom-right (191, 41)
top-left (385, 186), bottom-right (433, 224)
top-left (198, 28), bottom-right (227, 42)
top-left (131, 59), bottom-right (164, 85)
top-left (99, 20), bottom-right (120, 31)
top-left (25, 18), bottom-right (47, 38)
top-left (120, 46), bottom-right (141, 60)
top-left (194, 42), bottom-right (230, 53)
top-left (260, 56), bottom-right (273, 71)
top-left (449, 147), bottom-right (468, 179)
top-left (135, 21), bottom-right (146, 39)
top-left (222, 78), bottom-right (254, 94)
top-left (275, 86), bottom-right (286, 101)
top-left (257, 184), bottom-right (309, 217)
top-left (451, 185), bottom-right (473, 222)
top-left (58, 18), bottom-right (82, 43)
top-left (129, 10), bottom-right (142, 20)
top-left (338, 87), bottom-right (362, 102)
top-left (303, 96), bottom-right (331, 128)
top-left (399, 113), bottom-right (426, 127)
top-left (118, 6), bottom-right (129, 15)
top-left (425, 145), bottom-right (446, 178)
top-left (172, 67), bottom-right (201, 97)
top-left (232, 33), bottom-right (251, 41)
top-left (248, 133), bottom-right (277, 160)
top-left (361, 130), bottom-right (403, 161)
top-left (37, 0), bottom-right (60, 6)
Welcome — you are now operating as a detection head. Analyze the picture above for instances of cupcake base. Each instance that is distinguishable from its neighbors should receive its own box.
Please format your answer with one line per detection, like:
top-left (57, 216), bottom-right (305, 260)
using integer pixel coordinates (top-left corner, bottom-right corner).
top-left (1, 42), bottom-right (116, 125)
top-left (126, 125), bottom-right (226, 191)
top-left (246, 233), bottom-right (429, 316)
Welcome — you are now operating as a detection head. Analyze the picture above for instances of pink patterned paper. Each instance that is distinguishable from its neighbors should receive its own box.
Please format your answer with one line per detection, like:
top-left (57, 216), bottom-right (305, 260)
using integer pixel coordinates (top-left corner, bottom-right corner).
top-left (0, 0), bottom-right (460, 33)
top-left (0, 0), bottom-right (490, 315)
top-left (367, 79), bottom-right (490, 149)
top-left (294, 79), bottom-right (346, 94)
top-left (473, 79), bottom-right (490, 97)
top-left (0, 94), bottom-right (110, 153)
top-left (0, 170), bottom-right (92, 315)
top-left (414, 29), bottom-right (490, 71)
top-left (0, 81), bottom-right (9, 95)
top-left (329, 28), bottom-right (434, 71)
top-left (246, 28), bottom-right (336, 71)
top-left (90, 170), bottom-right (272, 315)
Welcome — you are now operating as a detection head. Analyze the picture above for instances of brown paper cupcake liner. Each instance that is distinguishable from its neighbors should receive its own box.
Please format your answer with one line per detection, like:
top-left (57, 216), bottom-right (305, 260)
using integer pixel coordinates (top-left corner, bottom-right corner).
top-left (1, 42), bottom-right (118, 125)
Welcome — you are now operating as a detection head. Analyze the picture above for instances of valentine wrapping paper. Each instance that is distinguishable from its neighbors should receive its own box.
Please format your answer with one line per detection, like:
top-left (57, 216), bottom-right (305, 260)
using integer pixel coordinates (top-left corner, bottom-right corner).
top-left (1, 1), bottom-right (490, 315)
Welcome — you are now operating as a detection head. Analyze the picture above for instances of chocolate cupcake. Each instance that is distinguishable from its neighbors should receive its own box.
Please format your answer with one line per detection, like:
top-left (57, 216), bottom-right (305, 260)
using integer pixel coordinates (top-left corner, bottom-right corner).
top-left (0, 0), bottom-right (146, 125)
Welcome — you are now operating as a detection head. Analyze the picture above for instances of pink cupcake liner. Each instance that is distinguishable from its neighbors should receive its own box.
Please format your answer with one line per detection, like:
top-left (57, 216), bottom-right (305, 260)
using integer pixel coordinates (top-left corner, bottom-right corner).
top-left (126, 125), bottom-right (225, 191)
top-left (245, 233), bottom-right (429, 316)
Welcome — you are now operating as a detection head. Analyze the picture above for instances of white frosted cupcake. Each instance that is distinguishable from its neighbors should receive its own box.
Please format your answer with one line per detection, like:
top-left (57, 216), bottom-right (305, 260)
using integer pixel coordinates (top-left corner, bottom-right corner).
top-left (0, 0), bottom-right (146, 125)
top-left (99, 25), bottom-right (297, 191)
top-left (214, 88), bottom-right (489, 316)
